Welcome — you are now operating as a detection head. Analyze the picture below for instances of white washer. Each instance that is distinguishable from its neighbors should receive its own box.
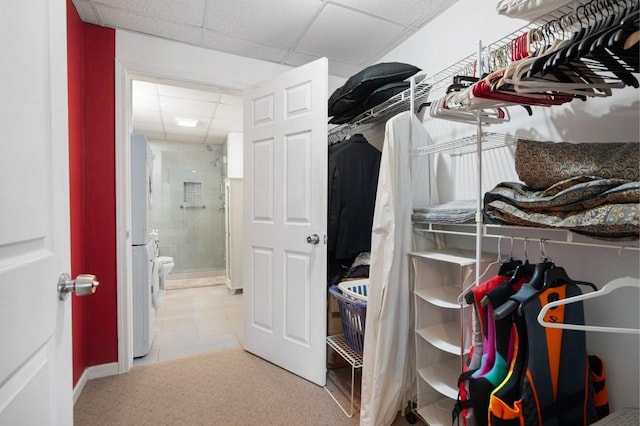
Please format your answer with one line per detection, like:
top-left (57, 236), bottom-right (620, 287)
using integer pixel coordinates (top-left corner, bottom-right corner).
top-left (132, 241), bottom-right (158, 357)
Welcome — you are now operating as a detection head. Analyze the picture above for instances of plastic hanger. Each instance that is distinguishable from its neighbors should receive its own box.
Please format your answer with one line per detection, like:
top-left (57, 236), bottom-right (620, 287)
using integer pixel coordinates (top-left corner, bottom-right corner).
top-left (481, 237), bottom-right (532, 308)
top-left (458, 236), bottom-right (507, 304)
top-left (537, 245), bottom-right (640, 334)
top-left (497, 236), bottom-right (522, 276)
top-left (537, 276), bottom-right (640, 334)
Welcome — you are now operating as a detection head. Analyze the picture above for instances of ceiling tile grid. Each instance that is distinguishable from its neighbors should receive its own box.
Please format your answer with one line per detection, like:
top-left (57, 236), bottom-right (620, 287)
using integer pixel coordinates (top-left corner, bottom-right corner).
top-left (77, 0), bottom-right (460, 145)
top-left (73, 0), bottom-right (458, 78)
top-left (203, 0), bottom-right (322, 49)
top-left (295, 3), bottom-right (405, 66)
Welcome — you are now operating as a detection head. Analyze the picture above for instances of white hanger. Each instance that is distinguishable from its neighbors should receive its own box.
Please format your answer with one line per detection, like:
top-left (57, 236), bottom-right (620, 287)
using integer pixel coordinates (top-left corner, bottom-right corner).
top-left (537, 276), bottom-right (640, 334)
top-left (456, 236), bottom-right (509, 304)
top-left (430, 91), bottom-right (510, 125)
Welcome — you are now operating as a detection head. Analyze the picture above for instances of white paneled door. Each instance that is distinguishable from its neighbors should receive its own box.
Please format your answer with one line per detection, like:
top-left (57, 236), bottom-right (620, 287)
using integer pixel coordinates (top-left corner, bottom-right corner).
top-left (243, 58), bottom-right (328, 386)
top-left (0, 0), bottom-right (73, 424)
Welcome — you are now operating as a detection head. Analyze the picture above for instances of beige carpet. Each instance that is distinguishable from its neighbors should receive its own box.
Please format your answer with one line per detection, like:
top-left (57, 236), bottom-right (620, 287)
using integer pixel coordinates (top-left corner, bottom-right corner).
top-left (74, 347), bottom-right (415, 425)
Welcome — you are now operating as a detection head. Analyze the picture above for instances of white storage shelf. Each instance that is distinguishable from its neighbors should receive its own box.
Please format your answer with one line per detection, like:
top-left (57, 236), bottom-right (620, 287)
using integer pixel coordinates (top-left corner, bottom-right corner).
top-left (410, 249), bottom-right (494, 425)
top-left (416, 322), bottom-right (468, 356)
top-left (415, 286), bottom-right (461, 309)
top-left (419, 357), bottom-right (461, 400)
top-left (417, 398), bottom-right (455, 426)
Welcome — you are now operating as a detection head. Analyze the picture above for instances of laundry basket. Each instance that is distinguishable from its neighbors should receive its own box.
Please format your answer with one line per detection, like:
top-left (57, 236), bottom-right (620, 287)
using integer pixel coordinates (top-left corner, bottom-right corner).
top-left (338, 278), bottom-right (369, 302)
top-left (329, 285), bottom-right (367, 355)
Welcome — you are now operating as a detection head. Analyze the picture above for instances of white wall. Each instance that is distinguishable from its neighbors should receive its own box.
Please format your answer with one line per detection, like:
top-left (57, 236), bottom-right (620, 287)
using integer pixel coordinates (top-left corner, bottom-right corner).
top-left (117, 30), bottom-right (292, 90)
top-left (382, 0), bottom-right (640, 412)
top-left (226, 131), bottom-right (243, 179)
top-left (117, 29), bottom-right (345, 96)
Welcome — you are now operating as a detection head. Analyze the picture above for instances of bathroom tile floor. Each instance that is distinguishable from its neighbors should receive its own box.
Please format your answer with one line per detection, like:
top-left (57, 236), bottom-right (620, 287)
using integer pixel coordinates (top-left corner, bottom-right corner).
top-left (133, 281), bottom-right (243, 367)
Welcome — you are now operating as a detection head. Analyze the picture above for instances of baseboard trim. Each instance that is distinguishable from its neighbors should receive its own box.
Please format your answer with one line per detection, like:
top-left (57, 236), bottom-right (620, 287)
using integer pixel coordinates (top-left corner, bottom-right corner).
top-left (73, 369), bottom-right (88, 405)
top-left (73, 362), bottom-right (119, 405)
top-left (87, 362), bottom-right (119, 380)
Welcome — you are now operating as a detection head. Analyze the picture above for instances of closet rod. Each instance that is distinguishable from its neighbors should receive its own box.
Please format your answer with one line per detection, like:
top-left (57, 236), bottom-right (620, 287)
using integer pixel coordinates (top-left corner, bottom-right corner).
top-left (415, 226), bottom-right (640, 252)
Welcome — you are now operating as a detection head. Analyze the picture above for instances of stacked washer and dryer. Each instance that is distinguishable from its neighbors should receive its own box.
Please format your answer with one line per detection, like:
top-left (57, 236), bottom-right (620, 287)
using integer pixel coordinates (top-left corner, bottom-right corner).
top-left (131, 133), bottom-right (163, 358)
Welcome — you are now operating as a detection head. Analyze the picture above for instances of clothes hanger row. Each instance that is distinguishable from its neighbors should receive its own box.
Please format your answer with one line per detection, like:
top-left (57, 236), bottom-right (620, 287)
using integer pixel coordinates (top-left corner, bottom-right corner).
top-left (487, 238), bottom-right (599, 319)
top-left (427, 0), bottom-right (638, 122)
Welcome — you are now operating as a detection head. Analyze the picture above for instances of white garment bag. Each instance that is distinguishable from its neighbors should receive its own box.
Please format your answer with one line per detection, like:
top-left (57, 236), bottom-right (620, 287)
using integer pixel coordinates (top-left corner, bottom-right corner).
top-left (361, 111), bottom-right (438, 425)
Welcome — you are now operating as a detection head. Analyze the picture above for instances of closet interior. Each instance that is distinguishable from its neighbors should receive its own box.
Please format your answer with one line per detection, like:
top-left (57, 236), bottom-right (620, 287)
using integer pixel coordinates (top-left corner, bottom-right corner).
top-left (326, 0), bottom-right (639, 424)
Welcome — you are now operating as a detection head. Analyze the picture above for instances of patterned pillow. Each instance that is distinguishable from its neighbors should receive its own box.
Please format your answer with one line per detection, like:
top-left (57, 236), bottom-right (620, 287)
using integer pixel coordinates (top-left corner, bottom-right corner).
top-left (515, 140), bottom-right (639, 190)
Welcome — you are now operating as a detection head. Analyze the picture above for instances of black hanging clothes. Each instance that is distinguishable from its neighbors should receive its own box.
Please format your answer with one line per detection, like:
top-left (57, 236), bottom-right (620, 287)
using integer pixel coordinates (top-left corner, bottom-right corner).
top-left (328, 134), bottom-right (381, 262)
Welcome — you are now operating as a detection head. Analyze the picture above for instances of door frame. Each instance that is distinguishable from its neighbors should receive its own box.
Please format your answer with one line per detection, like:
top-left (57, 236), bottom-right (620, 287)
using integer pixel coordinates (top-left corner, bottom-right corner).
top-left (113, 52), bottom-right (292, 374)
top-left (114, 64), bottom-right (244, 373)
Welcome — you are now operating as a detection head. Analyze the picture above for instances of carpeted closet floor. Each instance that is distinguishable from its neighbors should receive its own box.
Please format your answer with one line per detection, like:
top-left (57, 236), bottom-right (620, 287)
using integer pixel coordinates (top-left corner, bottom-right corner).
top-left (74, 279), bottom-right (420, 425)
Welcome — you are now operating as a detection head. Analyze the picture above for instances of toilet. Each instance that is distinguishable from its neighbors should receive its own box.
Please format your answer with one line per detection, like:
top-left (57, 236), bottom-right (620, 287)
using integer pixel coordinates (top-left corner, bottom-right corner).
top-left (157, 256), bottom-right (175, 291)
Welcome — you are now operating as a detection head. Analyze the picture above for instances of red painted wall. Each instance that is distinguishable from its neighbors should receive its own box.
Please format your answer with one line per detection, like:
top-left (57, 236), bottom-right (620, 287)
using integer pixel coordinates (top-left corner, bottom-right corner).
top-left (83, 20), bottom-right (118, 369)
top-left (67, 0), bottom-right (117, 386)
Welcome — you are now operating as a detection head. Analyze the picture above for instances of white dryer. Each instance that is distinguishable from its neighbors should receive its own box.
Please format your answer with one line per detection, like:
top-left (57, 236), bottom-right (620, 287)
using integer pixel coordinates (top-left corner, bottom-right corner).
top-left (131, 133), bottom-right (159, 357)
top-left (132, 241), bottom-right (159, 357)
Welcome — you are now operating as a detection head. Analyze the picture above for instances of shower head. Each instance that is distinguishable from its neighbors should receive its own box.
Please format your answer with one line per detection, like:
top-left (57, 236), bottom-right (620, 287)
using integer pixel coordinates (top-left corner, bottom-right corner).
top-left (205, 144), bottom-right (213, 152)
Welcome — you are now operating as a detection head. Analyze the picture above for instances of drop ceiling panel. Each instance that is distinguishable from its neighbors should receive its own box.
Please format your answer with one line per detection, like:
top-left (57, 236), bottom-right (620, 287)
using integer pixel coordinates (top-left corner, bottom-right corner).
top-left (95, 4), bottom-right (203, 45)
top-left (201, 30), bottom-right (289, 63)
top-left (209, 117), bottom-right (242, 132)
top-left (156, 84), bottom-right (221, 103)
top-left (132, 80), bottom-right (159, 95)
top-left (132, 123), bottom-right (165, 140)
top-left (296, 3), bottom-right (405, 65)
top-left (132, 93), bottom-right (160, 112)
top-left (158, 97), bottom-right (217, 116)
top-left (206, 128), bottom-right (230, 143)
top-left (162, 112), bottom-right (212, 128)
top-left (214, 104), bottom-right (242, 120)
top-left (164, 132), bottom-right (207, 144)
top-left (334, 0), bottom-right (454, 27)
top-left (220, 94), bottom-right (242, 106)
top-left (92, 0), bottom-right (206, 26)
top-left (132, 110), bottom-right (161, 124)
top-left (203, 0), bottom-right (323, 48)
top-left (72, 0), bottom-right (98, 22)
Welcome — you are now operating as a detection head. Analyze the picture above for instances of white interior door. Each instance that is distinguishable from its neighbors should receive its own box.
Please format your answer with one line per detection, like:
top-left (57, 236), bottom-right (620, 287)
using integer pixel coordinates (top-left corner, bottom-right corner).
top-left (243, 58), bottom-right (328, 386)
top-left (0, 0), bottom-right (73, 424)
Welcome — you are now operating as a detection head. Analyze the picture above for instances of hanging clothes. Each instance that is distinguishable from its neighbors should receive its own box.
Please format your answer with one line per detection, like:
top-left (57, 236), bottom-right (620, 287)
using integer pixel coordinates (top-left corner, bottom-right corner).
top-left (328, 133), bottom-right (381, 261)
top-left (360, 111), bottom-right (438, 426)
top-left (327, 134), bottom-right (381, 286)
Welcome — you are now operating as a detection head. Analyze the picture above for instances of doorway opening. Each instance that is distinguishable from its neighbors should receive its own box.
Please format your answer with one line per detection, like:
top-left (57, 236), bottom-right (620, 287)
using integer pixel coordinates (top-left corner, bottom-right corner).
top-left (130, 77), bottom-right (244, 365)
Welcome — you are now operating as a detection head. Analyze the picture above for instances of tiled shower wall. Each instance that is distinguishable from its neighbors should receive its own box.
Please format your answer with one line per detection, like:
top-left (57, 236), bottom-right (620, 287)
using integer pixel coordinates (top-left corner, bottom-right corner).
top-left (149, 141), bottom-right (226, 274)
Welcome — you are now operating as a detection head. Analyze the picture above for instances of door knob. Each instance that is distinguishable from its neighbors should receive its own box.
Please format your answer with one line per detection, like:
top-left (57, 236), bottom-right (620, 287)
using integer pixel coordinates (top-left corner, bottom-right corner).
top-left (306, 234), bottom-right (320, 245)
top-left (57, 273), bottom-right (99, 300)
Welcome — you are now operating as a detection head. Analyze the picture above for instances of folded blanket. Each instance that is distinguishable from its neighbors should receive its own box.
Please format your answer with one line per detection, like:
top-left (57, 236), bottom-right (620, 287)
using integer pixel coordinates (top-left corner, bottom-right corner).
top-left (484, 177), bottom-right (640, 240)
top-left (412, 200), bottom-right (477, 224)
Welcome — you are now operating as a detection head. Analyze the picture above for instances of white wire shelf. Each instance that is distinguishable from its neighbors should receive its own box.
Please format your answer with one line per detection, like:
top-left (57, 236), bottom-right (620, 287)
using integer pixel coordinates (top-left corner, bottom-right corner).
top-left (413, 132), bottom-right (519, 156)
top-left (326, 334), bottom-right (363, 368)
